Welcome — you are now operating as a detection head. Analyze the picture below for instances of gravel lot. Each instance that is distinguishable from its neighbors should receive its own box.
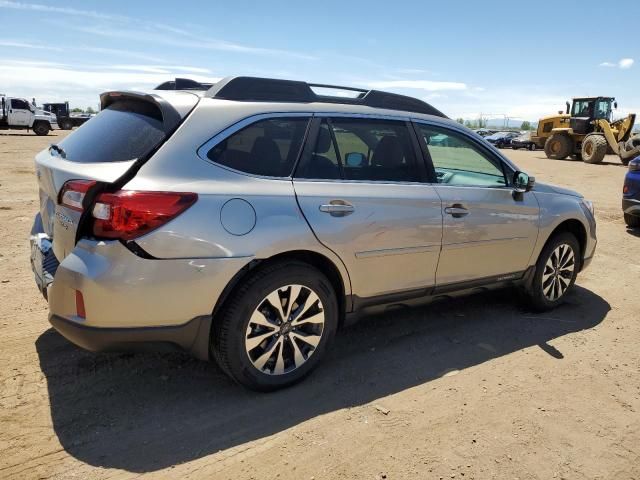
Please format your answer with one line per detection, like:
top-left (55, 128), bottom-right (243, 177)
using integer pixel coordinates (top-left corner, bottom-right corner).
top-left (1, 130), bottom-right (638, 479)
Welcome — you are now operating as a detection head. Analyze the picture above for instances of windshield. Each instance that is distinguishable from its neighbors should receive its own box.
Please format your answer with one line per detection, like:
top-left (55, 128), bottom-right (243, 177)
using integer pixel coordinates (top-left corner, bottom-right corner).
top-left (595, 99), bottom-right (612, 120)
top-left (57, 100), bottom-right (165, 163)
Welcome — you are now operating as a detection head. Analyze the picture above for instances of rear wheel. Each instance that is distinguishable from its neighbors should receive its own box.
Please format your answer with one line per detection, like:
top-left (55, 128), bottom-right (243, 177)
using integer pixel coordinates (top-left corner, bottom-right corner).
top-left (212, 262), bottom-right (338, 391)
top-left (529, 143), bottom-right (536, 151)
top-left (523, 232), bottom-right (580, 311)
top-left (625, 213), bottom-right (640, 228)
top-left (544, 133), bottom-right (573, 160)
top-left (582, 135), bottom-right (608, 164)
top-left (60, 119), bottom-right (73, 130)
top-left (33, 122), bottom-right (50, 136)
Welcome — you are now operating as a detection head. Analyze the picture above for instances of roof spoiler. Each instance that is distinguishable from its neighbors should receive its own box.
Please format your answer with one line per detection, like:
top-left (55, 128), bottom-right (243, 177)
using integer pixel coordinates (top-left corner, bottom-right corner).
top-left (154, 78), bottom-right (215, 91)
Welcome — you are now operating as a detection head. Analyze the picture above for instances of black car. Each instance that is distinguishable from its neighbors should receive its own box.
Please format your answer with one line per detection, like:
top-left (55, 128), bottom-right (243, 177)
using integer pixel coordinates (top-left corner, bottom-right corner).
top-left (511, 133), bottom-right (537, 151)
top-left (485, 131), bottom-right (520, 148)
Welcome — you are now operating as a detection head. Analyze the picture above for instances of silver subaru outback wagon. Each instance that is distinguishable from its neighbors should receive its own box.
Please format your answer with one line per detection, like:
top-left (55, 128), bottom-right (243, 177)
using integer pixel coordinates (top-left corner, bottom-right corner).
top-left (30, 76), bottom-right (597, 390)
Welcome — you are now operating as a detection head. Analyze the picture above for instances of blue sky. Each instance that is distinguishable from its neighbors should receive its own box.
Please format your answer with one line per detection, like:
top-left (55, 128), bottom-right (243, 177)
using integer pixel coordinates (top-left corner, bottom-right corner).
top-left (1, 0), bottom-right (638, 122)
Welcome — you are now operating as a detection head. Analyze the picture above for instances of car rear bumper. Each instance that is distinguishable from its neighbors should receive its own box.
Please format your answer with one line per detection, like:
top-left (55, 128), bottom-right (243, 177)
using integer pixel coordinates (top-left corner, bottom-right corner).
top-left (34, 235), bottom-right (253, 359)
top-left (49, 313), bottom-right (213, 359)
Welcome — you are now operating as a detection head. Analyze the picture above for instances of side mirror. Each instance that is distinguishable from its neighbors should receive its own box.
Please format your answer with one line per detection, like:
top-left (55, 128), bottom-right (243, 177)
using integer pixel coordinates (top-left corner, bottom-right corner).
top-left (345, 152), bottom-right (366, 168)
top-left (513, 171), bottom-right (535, 193)
top-left (566, 101), bottom-right (570, 114)
top-left (614, 101), bottom-right (618, 109)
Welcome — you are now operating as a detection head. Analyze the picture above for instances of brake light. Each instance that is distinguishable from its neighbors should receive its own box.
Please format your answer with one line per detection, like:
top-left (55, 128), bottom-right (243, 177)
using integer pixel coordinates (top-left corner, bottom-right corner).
top-left (91, 190), bottom-right (197, 241)
top-left (75, 290), bottom-right (86, 318)
top-left (59, 180), bottom-right (97, 212)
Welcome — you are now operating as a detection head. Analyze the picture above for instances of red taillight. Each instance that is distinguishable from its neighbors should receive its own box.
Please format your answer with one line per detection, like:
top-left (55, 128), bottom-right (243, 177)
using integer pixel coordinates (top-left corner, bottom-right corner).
top-left (75, 290), bottom-right (86, 318)
top-left (623, 185), bottom-right (629, 194)
top-left (59, 180), bottom-right (97, 212)
top-left (91, 190), bottom-right (197, 241)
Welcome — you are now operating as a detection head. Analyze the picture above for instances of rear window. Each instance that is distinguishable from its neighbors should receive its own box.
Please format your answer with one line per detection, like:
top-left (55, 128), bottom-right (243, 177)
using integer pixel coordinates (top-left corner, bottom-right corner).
top-left (57, 100), bottom-right (165, 163)
top-left (206, 117), bottom-right (310, 177)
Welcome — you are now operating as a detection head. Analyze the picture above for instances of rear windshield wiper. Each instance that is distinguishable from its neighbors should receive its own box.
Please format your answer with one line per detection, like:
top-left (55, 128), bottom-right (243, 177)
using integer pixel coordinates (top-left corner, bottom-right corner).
top-left (49, 144), bottom-right (67, 159)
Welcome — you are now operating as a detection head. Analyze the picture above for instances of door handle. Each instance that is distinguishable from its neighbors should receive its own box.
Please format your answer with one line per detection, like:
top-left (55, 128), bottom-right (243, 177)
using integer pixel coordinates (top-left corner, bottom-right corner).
top-left (319, 201), bottom-right (355, 216)
top-left (444, 204), bottom-right (469, 218)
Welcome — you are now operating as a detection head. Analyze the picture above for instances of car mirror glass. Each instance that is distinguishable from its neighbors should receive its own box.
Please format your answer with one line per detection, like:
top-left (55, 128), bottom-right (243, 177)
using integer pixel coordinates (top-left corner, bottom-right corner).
top-left (513, 171), bottom-right (534, 193)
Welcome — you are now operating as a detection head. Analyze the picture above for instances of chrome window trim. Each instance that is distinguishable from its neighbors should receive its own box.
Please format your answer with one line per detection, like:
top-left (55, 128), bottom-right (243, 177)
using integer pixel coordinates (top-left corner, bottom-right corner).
top-left (196, 112), bottom-right (313, 180)
top-left (197, 110), bottom-right (424, 184)
top-left (411, 118), bottom-right (517, 188)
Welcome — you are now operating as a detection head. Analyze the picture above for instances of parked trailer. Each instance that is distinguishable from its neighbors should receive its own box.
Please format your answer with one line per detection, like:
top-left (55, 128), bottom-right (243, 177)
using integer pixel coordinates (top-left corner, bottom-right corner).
top-left (42, 102), bottom-right (91, 130)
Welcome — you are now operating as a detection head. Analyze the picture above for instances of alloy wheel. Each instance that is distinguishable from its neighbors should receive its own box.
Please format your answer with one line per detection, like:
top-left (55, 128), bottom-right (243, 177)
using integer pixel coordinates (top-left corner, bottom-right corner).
top-left (245, 284), bottom-right (325, 375)
top-left (541, 243), bottom-right (575, 301)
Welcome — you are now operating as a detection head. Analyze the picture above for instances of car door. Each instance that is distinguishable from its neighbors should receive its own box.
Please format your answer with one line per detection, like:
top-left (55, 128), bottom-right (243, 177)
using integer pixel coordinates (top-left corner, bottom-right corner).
top-left (293, 116), bottom-right (443, 302)
top-left (9, 98), bottom-right (31, 126)
top-left (414, 121), bottom-right (539, 286)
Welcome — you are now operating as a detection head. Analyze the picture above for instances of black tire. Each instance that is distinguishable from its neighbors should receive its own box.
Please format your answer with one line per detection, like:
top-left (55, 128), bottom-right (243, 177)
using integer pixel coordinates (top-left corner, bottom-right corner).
top-left (582, 135), bottom-right (608, 164)
top-left (61, 119), bottom-right (73, 130)
top-left (624, 213), bottom-right (640, 228)
top-left (529, 143), bottom-right (536, 151)
top-left (544, 133), bottom-right (573, 160)
top-left (522, 232), bottom-right (580, 311)
top-left (212, 261), bottom-right (338, 391)
top-left (512, 146), bottom-right (519, 150)
top-left (33, 122), bottom-right (50, 136)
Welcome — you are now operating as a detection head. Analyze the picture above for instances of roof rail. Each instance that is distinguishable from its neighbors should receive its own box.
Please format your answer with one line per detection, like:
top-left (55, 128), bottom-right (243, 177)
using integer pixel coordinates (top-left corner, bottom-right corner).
top-left (204, 76), bottom-right (447, 118)
top-left (154, 78), bottom-right (215, 91)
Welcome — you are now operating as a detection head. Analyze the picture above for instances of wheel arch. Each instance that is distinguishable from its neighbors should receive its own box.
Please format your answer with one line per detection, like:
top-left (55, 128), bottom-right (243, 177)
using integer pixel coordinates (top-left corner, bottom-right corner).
top-left (545, 219), bottom-right (587, 269)
top-left (207, 249), bottom-right (350, 355)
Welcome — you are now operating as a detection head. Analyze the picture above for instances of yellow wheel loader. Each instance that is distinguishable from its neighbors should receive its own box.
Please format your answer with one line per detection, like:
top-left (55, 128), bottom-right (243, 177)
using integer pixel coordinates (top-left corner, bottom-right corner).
top-left (531, 96), bottom-right (640, 165)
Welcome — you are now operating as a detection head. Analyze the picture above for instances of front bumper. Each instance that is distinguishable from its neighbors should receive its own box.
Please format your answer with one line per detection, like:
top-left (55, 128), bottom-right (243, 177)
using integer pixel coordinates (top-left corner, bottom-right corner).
top-left (622, 197), bottom-right (640, 216)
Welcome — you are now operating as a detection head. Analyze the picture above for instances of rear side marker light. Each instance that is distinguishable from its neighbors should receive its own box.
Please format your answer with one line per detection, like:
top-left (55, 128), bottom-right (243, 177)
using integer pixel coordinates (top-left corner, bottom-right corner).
top-left (75, 290), bottom-right (86, 318)
top-left (59, 180), bottom-right (97, 212)
top-left (92, 191), bottom-right (197, 241)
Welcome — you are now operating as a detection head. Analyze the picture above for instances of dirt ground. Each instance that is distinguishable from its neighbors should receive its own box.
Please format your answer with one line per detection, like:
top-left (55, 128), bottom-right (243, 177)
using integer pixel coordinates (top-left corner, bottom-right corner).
top-left (1, 130), bottom-right (638, 480)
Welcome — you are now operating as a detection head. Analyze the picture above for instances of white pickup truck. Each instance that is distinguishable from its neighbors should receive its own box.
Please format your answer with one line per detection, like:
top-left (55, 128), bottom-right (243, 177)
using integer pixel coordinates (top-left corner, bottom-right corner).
top-left (1, 95), bottom-right (58, 135)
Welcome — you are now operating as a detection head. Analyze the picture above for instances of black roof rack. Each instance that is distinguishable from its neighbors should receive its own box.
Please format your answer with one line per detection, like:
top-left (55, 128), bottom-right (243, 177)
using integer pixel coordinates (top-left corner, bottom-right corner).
top-left (204, 76), bottom-right (447, 118)
top-left (155, 78), bottom-right (215, 91)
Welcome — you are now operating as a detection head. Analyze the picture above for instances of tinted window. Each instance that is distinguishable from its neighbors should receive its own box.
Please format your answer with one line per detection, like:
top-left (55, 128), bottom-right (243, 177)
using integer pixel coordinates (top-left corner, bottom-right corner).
top-left (296, 118), bottom-right (418, 182)
top-left (417, 125), bottom-right (506, 187)
top-left (57, 100), bottom-right (165, 163)
top-left (207, 117), bottom-right (309, 177)
top-left (11, 99), bottom-right (29, 110)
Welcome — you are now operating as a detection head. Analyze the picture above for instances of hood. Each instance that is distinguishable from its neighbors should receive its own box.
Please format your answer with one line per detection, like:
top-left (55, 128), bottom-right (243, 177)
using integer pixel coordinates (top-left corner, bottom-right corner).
top-left (534, 181), bottom-right (582, 198)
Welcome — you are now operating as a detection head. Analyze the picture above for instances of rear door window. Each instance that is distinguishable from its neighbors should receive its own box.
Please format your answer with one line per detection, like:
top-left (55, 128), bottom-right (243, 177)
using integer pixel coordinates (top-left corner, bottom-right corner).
top-left (206, 117), bottom-right (310, 177)
top-left (295, 118), bottom-right (420, 182)
top-left (56, 100), bottom-right (166, 163)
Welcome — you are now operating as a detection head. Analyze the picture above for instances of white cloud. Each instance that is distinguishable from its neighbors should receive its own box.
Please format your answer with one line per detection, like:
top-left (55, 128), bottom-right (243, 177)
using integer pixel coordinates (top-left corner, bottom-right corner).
top-left (600, 58), bottom-right (634, 69)
top-left (0, 39), bottom-right (61, 51)
top-left (0, 0), bottom-right (128, 21)
top-left (366, 80), bottom-right (467, 91)
top-left (619, 58), bottom-right (634, 69)
top-left (0, 61), bottom-right (220, 108)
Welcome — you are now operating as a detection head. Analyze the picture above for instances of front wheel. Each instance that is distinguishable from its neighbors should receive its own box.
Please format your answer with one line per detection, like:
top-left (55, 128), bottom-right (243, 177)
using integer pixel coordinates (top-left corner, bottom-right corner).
top-left (582, 135), bottom-right (608, 164)
top-left (625, 213), bottom-right (640, 228)
top-left (522, 232), bottom-right (580, 311)
top-left (212, 262), bottom-right (338, 391)
top-left (529, 143), bottom-right (536, 151)
top-left (33, 122), bottom-right (50, 136)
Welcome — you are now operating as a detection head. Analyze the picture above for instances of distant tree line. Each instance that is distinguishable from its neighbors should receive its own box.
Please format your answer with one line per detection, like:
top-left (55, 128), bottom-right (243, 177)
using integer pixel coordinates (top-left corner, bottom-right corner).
top-left (71, 107), bottom-right (97, 114)
top-left (456, 118), bottom-right (535, 131)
